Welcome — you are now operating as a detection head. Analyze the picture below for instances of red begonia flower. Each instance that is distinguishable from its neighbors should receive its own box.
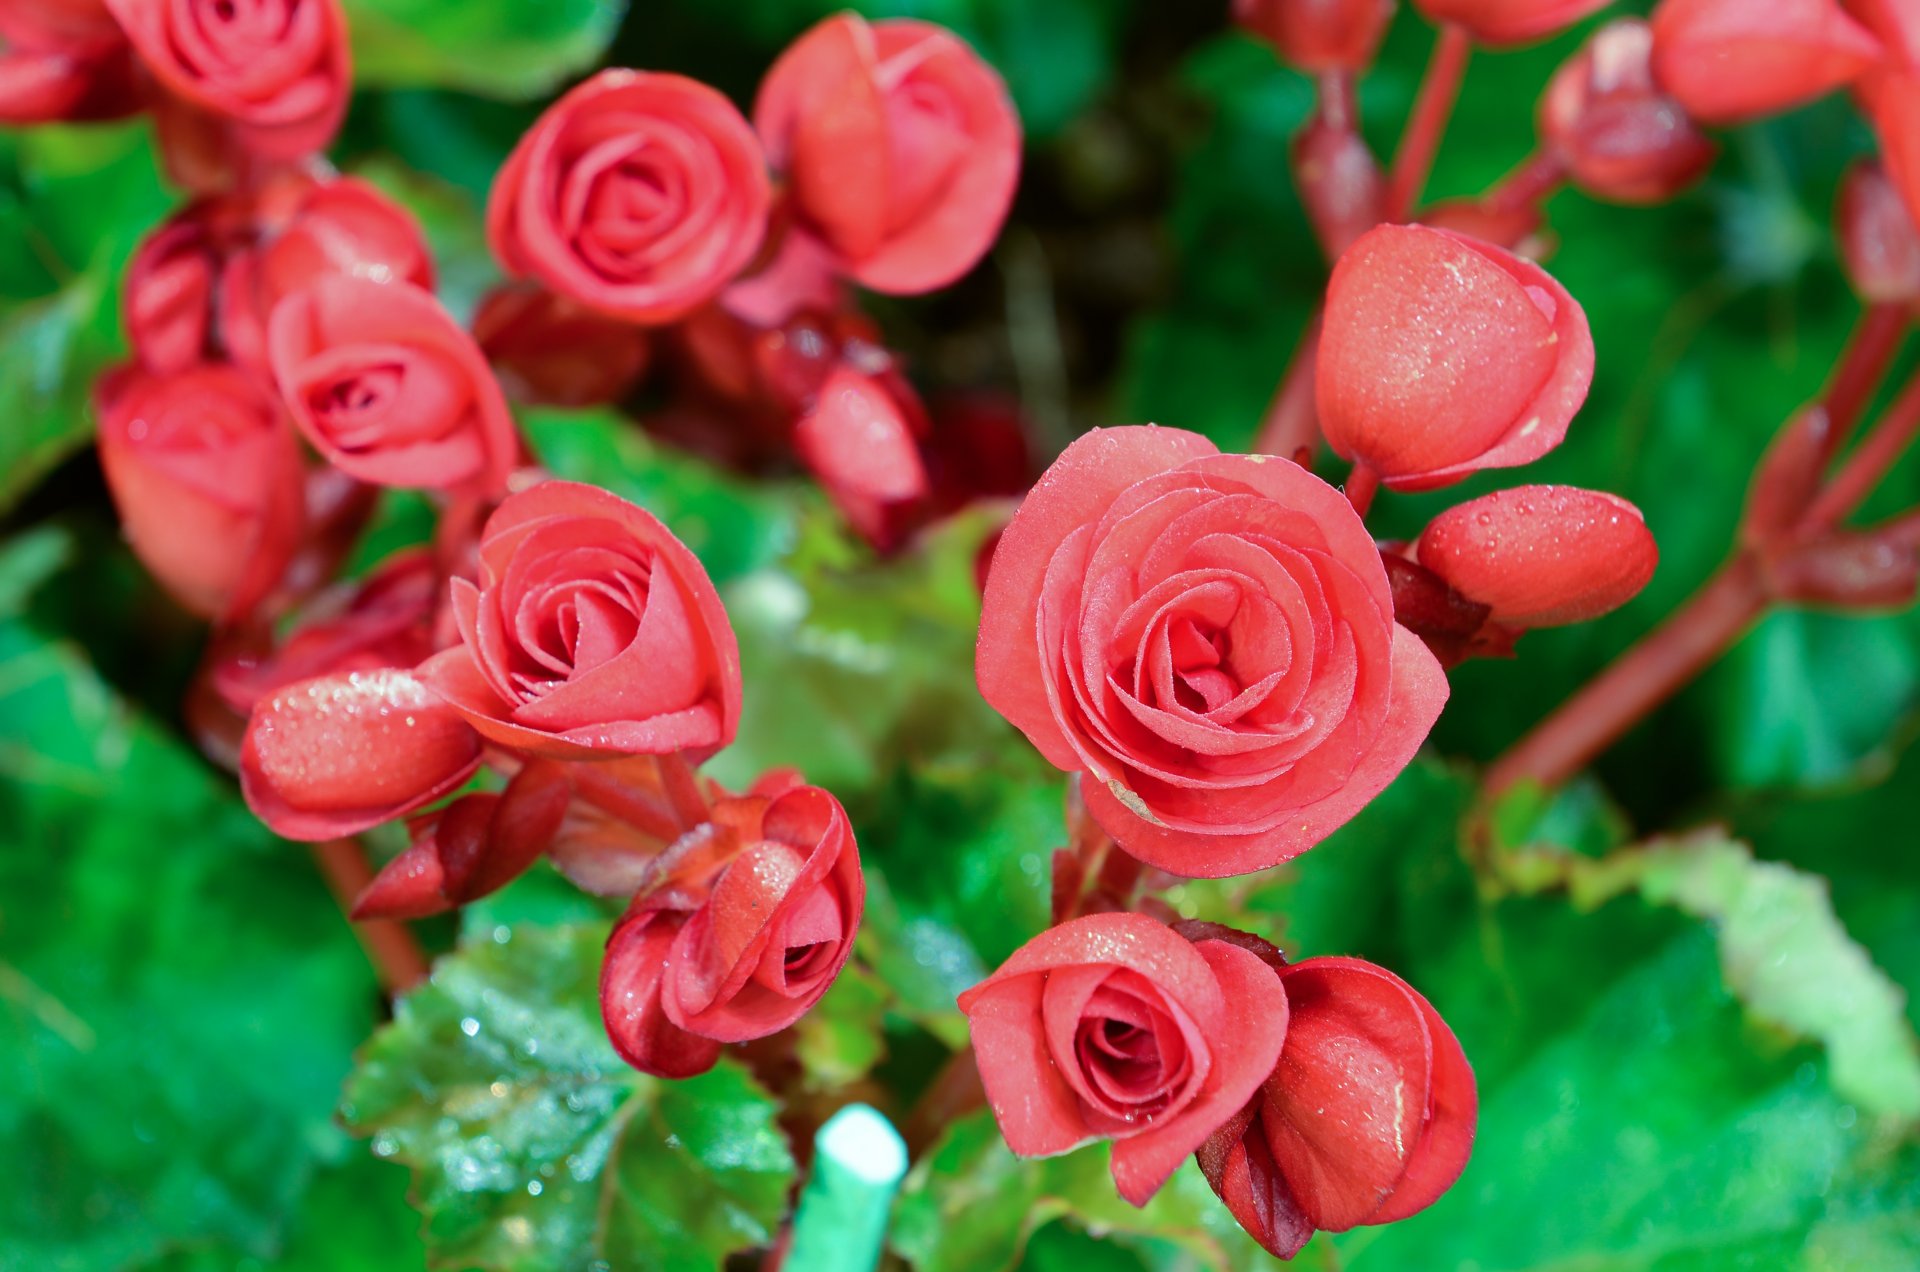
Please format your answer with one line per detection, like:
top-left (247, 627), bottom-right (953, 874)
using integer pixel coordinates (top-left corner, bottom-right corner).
top-left (1417, 485), bottom-right (1658, 627)
top-left (1234, 0), bottom-right (1396, 73)
top-left (1413, 0), bottom-right (1613, 46)
top-left (977, 425), bottom-right (1449, 877)
top-left (255, 177), bottom-right (435, 320)
top-left (352, 761), bottom-right (574, 920)
top-left (1649, 0), bottom-right (1882, 125)
top-left (755, 13), bottom-right (1020, 294)
top-left (489, 69), bottom-right (771, 324)
top-left (104, 0), bottom-right (349, 163)
top-left (601, 783), bottom-right (863, 1078)
top-left (1540, 19), bottom-right (1717, 205)
top-left (267, 276), bottom-right (519, 494)
top-left (1199, 956), bottom-right (1476, 1258)
top-left (957, 912), bottom-right (1292, 1206)
top-left (472, 282), bottom-right (652, 408)
top-left (239, 668), bottom-right (483, 841)
top-left (123, 190), bottom-right (262, 375)
top-left (1317, 224), bottom-right (1595, 491)
top-left (94, 361), bottom-right (305, 621)
top-left (415, 480), bottom-right (743, 761)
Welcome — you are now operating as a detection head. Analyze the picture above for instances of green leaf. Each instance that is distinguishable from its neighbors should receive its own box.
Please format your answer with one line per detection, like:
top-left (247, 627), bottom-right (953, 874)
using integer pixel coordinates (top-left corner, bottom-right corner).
top-left (1497, 828), bottom-right (1920, 1124)
top-left (345, 0), bottom-right (630, 100)
top-left (0, 539), bottom-right (385, 1268)
top-left (341, 922), bottom-right (798, 1271)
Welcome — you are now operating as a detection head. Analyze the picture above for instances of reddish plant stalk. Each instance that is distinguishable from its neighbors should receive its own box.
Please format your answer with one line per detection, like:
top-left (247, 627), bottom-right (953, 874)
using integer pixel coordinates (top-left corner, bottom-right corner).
top-left (1487, 310), bottom-right (1917, 794)
top-left (1485, 150), bottom-right (1568, 217)
top-left (309, 838), bottom-right (430, 994)
top-left (1345, 462), bottom-right (1380, 517)
top-left (1385, 24), bottom-right (1473, 221)
top-left (1253, 312), bottom-right (1325, 458)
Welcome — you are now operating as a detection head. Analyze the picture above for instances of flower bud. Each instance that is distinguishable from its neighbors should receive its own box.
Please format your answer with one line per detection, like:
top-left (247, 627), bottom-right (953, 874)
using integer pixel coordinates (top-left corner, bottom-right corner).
top-left (792, 366), bottom-right (931, 551)
top-left (1317, 224), bottom-right (1595, 490)
top-left (352, 763), bottom-right (573, 919)
top-left (1540, 19), bottom-right (1716, 205)
top-left (1412, 0), bottom-right (1612, 47)
top-left (1198, 957), bottom-right (1476, 1258)
top-left (755, 14), bottom-right (1021, 294)
top-left (123, 192), bottom-right (255, 374)
top-left (473, 282), bottom-right (652, 407)
top-left (239, 669), bottom-right (484, 841)
top-left (1760, 532), bottom-right (1920, 609)
top-left (1417, 485), bottom-right (1658, 627)
top-left (1648, 0), bottom-right (1882, 125)
top-left (1837, 160), bottom-right (1920, 303)
top-left (0, 0), bottom-right (137, 124)
top-left (256, 177), bottom-right (435, 319)
top-left (95, 362), bottom-right (305, 620)
top-left (601, 783), bottom-right (864, 1078)
top-left (1293, 110), bottom-right (1386, 255)
top-left (1234, 0), bottom-right (1396, 73)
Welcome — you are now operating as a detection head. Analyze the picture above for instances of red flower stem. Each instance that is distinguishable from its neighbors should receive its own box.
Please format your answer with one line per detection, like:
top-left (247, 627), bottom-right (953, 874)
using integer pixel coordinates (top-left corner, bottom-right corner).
top-left (1801, 351), bottom-right (1920, 533)
top-left (1484, 150), bottom-right (1567, 217)
top-left (1385, 24), bottom-right (1473, 221)
top-left (1486, 312), bottom-right (1914, 794)
top-left (1345, 462), bottom-right (1380, 517)
top-left (1815, 302), bottom-right (1909, 458)
top-left (309, 838), bottom-right (429, 994)
top-left (1317, 69), bottom-right (1358, 133)
top-left (901, 1042), bottom-right (985, 1159)
top-left (1483, 557), bottom-right (1766, 794)
top-left (656, 750), bottom-right (713, 830)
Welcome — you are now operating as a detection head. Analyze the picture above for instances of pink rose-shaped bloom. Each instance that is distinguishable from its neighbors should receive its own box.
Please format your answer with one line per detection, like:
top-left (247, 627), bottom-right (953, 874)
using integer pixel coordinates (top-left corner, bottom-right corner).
top-left (95, 362), bottom-right (305, 621)
top-left (1417, 485), bottom-right (1659, 627)
top-left (1317, 224), bottom-right (1595, 491)
top-left (1649, 0), bottom-right (1882, 126)
top-left (416, 480), bottom-right (743, 761)
top-left (489, 69), bottom-right (771, 324)
top-left (976, 425), bottom-right (1449, 877)
top-left (240, 668), bottom-right (484, 841)
top-left (601, 783), bottom-right (863, 1078)
top-left (1199, 956), bottom-right (1477, 1259)
top-left (755, 14), bottom-right (1021, 294)
top-left (267, 276), bottom-right (519, 493)
top-left (104, 0), bottom-right (349, 162)
top-left (1413, 0), bottom-right (1614, 46)
top-left (957, 913), bottom-right (1292, 1206)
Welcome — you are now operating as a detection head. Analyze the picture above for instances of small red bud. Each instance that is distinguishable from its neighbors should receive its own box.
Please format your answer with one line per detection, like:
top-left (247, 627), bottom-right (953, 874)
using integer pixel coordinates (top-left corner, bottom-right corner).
top-left (1540, 19), bottom-right (1716, 205)
top-left (1234, 0), bottom-right (1396, 73)
top-left (1317, 224), bottom-right (1595, 490)
top-left (1413, 0), bottom-right (1612, 47)
top-left (1649, 0), bottom-right (1882, 125)
top-left (1293, 112), bottom-right (1386, 256)
top-left (1198, 957), bottom-right (1477, 1258)
top-left (1383, 553), bottom-right (1497, 668)
top-left (1837, 160), bottom-right (1920, 304)
top-left (793, 367), bottom-right (931, 551)
top-left (240, 669), bottom-right (484, 841)
top-left (1417, 485), bottom-right (1658, 627)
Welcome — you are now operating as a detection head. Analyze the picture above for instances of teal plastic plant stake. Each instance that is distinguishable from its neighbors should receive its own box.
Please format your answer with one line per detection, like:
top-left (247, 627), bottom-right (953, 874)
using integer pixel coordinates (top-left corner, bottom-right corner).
top-left (783, 1103), bottom-right (909, 1272)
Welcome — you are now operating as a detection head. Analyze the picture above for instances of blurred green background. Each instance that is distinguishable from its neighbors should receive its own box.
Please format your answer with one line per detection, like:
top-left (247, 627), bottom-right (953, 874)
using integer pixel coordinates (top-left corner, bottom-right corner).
top-left (4, 0), bottom-right (1919, 1269)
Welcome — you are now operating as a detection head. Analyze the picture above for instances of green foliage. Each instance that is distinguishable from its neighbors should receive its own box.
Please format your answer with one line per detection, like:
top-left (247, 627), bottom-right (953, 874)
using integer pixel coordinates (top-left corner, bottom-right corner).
top-left (341, 923), bottom-right (797, 1271)
top-left (346, 0), bottom-right (630, 100)
top-left (0, 534), bottom-right (390, 1270)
